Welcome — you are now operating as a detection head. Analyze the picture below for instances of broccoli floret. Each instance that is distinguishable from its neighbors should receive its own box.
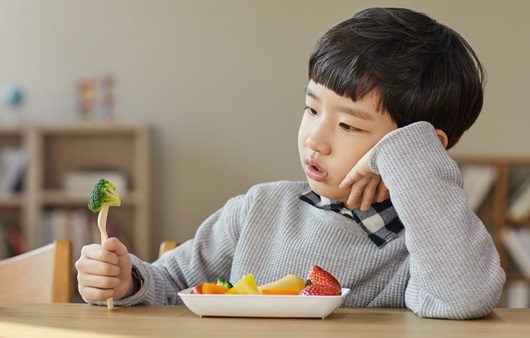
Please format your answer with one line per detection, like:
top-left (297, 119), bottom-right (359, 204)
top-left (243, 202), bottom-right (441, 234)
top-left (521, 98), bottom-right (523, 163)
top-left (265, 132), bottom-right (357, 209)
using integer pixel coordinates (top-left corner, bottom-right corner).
top-left (88, 178), bottom-right (121, 213)
top-left (217, 278), bottom-right (233, 289)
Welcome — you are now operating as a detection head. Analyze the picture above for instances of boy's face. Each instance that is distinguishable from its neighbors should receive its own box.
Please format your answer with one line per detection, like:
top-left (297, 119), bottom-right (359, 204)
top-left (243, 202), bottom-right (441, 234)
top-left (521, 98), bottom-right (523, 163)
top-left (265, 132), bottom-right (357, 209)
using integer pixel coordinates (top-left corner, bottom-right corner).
top-left (298, 80), bottom-right (397, 203)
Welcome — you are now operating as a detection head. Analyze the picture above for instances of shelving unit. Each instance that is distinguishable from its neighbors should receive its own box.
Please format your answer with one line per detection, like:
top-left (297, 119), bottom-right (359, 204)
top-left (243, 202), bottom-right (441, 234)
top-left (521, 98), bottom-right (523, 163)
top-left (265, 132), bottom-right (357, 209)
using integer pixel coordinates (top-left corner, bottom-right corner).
top-left (0, 124), bottom-right (151, 261)
top-left (453, 155), bottom-right (530, 304)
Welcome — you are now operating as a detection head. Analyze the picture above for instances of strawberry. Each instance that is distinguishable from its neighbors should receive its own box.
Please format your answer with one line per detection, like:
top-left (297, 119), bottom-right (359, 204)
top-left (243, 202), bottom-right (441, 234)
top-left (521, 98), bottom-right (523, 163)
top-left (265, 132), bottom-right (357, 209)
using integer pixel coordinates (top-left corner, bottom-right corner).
top-left (299, 284), bottom-right (340, 296)
top-left (305, 265), bottom-right (341, 294)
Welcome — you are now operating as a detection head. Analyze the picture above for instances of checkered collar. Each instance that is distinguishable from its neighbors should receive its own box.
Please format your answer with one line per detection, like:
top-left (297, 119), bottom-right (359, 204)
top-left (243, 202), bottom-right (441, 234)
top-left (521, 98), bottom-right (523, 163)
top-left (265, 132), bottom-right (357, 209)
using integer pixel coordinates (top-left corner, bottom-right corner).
top-left (299, 190), bottom-right (404, 248)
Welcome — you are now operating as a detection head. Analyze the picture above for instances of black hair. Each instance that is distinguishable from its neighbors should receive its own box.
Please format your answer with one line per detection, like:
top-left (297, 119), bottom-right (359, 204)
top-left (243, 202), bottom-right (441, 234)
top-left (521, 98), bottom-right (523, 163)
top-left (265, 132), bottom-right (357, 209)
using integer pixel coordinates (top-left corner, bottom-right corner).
top-left (309, 7), bottom-right (485, 149)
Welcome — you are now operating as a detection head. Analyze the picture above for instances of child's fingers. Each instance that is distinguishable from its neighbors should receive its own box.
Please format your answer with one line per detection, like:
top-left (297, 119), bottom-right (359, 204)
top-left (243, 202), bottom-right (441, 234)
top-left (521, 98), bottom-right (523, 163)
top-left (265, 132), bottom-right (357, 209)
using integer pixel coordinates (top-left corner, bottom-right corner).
top-left (78, 270), bottom-right (120, 289)
top-left (340, 169), bottom-right (364, 189)
top-left (346, 176), bottom-right (370, 207)
top-left (79, 243), bottom-right (104, 259)
top-left (376, 181), bottom-right (390, 202)
top-left (78, 284), bottom-right (116, 301)
top-left (360, 177), bottom-right (380, 211)
top-left (76, 254), bottom-right (120, 276)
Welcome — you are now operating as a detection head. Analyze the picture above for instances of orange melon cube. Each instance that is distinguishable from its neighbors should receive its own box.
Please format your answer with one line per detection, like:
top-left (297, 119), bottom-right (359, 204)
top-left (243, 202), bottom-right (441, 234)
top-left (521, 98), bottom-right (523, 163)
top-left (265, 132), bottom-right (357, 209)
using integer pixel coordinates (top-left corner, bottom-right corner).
top-left (202, 282), bottom-right (230, 294)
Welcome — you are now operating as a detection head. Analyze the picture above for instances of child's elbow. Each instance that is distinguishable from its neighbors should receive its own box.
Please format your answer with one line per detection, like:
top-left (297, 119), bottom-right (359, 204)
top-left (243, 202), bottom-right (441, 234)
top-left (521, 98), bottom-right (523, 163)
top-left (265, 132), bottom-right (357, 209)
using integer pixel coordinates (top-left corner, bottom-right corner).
top-left (419, 297), bottom-right (498, 320)
top-left (408, 275), bottom-right (505, 320)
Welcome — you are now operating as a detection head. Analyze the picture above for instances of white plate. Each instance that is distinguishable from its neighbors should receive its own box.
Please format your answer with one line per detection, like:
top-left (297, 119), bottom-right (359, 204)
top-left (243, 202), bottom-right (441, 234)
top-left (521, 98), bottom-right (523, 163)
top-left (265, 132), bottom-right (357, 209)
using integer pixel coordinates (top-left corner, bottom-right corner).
top-left (178, 288), bottom-right (350, 319)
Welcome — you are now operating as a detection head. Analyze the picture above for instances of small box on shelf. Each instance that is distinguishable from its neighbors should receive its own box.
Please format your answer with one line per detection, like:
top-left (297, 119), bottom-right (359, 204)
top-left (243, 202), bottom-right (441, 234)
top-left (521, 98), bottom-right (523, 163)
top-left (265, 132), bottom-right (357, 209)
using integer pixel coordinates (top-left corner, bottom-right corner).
top-left (63, 170), bottom-right (128, 196)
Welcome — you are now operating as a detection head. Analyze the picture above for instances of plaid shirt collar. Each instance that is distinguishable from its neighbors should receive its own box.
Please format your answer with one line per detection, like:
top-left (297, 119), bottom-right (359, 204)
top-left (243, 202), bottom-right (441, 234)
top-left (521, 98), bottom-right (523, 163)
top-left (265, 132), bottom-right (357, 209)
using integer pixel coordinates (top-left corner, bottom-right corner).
top-left (299, 190), bottom-right (404, 248)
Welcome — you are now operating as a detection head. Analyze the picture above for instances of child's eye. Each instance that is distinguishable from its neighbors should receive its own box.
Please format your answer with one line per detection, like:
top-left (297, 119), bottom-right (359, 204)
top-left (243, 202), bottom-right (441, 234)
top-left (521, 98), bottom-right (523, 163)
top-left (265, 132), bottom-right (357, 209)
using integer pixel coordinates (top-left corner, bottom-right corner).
top-left (304, 106), bottom-right (318, 116)
top-left (340, 123), bottom-right (361, 132)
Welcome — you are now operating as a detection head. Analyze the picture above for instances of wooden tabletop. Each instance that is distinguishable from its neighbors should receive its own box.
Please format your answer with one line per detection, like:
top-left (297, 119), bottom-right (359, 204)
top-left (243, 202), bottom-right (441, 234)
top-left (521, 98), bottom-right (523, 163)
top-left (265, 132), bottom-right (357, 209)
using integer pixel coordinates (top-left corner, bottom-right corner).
top-left (0, 303), bottom-right (529, 338)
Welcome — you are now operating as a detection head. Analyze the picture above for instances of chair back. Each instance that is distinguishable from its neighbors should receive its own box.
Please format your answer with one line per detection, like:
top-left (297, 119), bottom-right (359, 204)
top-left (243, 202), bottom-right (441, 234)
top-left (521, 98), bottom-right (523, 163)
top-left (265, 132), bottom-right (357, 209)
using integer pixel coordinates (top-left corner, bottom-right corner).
top-left (158, 241), bottom-right (179, 258)
top-left (0, 239), bottom-right (73, 303)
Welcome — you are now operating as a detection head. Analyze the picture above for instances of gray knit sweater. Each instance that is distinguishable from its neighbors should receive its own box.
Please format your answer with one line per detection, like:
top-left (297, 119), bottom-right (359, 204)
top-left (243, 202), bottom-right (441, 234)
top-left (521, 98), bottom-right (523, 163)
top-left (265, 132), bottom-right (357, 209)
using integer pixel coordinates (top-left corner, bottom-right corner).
top-left (110, 122), bottom-right (505, 319)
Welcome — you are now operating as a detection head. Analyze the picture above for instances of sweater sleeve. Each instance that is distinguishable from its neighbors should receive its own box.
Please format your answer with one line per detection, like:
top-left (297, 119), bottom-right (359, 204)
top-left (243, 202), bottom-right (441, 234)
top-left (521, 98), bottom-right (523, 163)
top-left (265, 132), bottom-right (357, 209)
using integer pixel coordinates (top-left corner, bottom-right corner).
top-left (368, 121), bottom-right (505, 319)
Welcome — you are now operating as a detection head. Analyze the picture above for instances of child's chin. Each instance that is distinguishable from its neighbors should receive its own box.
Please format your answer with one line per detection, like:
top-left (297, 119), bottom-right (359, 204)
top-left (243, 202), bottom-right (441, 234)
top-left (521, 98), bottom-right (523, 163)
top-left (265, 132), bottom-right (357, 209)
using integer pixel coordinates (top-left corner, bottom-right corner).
top-left (308, 182), bottom-right (349, 204)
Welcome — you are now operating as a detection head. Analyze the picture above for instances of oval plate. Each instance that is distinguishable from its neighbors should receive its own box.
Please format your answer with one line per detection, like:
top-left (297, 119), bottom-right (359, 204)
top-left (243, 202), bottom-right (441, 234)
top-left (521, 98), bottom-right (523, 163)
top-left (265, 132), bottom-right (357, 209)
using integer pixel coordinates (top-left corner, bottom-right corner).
top-left (178, 288), bottom-right (350, 319)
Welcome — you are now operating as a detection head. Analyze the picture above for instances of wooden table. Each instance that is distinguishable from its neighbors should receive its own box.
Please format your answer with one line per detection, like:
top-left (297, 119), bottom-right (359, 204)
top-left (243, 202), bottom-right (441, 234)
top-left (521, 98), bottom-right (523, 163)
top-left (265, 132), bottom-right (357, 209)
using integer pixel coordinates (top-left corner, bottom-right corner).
top-left (0, 303), bottom-right (528, 338)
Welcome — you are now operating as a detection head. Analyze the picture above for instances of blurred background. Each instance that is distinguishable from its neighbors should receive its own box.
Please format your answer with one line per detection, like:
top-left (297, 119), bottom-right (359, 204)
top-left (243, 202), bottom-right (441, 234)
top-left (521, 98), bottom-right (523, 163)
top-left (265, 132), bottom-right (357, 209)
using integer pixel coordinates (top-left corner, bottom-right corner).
top-left (0, 0), bottom-right (529, 263)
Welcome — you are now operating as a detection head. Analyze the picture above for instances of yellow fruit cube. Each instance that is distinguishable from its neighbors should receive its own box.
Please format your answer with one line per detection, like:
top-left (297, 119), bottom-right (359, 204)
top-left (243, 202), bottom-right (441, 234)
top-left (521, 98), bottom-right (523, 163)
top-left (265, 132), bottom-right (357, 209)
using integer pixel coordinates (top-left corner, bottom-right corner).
top-left (225, 273), bottom-right (259, 294)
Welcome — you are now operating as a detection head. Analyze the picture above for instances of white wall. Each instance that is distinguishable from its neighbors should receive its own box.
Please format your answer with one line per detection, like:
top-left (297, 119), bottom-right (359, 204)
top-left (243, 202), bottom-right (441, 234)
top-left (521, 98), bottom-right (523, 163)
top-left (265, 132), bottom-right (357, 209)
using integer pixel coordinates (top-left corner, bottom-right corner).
top-left (1, 0), bottom-right (528, 259)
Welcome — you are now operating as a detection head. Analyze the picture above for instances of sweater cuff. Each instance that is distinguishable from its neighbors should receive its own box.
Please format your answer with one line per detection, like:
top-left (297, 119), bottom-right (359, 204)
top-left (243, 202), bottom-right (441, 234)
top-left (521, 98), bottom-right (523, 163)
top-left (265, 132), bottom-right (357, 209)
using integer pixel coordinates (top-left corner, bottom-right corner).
top-left (368, 121), bottom-right (442, 175)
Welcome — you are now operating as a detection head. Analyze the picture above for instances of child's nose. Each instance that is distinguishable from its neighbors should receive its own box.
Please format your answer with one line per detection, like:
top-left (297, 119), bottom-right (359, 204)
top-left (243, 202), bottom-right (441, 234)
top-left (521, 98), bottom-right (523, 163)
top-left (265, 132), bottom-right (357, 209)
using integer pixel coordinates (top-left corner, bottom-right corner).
top-left (306, 124), bottom-right (331, 155)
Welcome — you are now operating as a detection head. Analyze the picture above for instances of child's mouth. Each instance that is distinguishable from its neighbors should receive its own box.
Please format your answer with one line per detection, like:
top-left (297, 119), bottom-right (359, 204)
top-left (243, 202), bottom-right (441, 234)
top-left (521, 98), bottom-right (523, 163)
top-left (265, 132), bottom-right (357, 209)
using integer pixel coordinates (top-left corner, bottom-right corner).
top-left (305, 158), bottom-right (328, 182)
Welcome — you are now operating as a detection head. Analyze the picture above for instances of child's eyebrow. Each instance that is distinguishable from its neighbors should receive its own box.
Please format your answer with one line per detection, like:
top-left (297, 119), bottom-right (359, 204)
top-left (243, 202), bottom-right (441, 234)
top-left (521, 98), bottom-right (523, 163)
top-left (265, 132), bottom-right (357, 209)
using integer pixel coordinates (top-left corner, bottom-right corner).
top-left (340, 105), bottom-right (373, 121)
top-left (305, 87), bottom-right (374, 121)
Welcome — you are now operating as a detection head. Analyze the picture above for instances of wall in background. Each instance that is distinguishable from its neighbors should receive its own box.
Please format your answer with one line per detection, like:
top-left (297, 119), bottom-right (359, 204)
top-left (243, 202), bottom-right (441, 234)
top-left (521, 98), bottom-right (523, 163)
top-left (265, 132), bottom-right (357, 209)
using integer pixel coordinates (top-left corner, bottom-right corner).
top-left (1, 0), bottom-right (528, 259)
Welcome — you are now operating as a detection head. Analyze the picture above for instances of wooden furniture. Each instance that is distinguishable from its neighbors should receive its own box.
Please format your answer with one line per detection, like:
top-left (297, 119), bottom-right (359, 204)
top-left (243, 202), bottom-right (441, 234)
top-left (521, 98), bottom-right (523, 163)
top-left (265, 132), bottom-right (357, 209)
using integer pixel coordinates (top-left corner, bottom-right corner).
top-left (452, 155), bottom-right (530, 300)
top-left (158, 240), bottom-right (179, 258)
top-left (0, 239), bottom-right (73, 303)
top-left (0, 303), bottom-right (528, 338)
top-left (0, 125), bottom-right (152, 260)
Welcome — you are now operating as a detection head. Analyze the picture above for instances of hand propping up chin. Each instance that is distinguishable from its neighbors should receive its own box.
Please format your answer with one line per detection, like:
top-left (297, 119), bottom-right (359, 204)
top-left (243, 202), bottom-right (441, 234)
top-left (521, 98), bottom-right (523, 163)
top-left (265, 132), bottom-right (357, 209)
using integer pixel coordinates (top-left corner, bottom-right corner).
top-left (339, 151), bottom-right (389, 211)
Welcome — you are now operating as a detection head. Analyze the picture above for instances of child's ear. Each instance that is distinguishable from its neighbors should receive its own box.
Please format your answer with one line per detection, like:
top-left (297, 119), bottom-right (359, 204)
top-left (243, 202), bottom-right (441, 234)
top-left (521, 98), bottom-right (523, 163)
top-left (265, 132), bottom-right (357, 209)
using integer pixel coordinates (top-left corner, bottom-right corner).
top-left (435, 129), bottom-right (449, 149)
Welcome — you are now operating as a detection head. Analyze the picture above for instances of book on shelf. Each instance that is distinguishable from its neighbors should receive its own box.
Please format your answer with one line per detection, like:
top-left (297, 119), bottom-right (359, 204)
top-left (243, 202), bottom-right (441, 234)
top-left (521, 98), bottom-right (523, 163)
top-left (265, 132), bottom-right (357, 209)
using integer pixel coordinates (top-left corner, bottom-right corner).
top-left (500, 227), bottom-right (530, 278)
top-left (0, 221), bottom-right (27, 259)
top-left (460, 164), bottom-right (497, 211)
top-left (508, 174), bottom-right (530, 220)
top-left (38, 208), bottom-right (131, 261)
top-left (39, 209), bottom-right (92, 262)
top-left (0, 148), bottom-right (28, 195)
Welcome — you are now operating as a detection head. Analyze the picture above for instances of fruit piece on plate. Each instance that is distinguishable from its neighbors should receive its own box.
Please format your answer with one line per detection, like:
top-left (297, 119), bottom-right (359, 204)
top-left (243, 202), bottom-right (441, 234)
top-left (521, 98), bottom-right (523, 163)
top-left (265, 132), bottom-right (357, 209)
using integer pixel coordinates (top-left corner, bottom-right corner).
top-left (258, 274), bottom-right (305, 294)
top-left (299, 284), bottom-right (340, 296)
top-left (305, 265), bottom-right (341, 294)
top-left (202, 282), bottom-right (230, 294)
top-left (225, 273), bottom-right (259, 294)
top-left (299, 265), bottom-right (341, 296)
top-left (190, 284), bottom-right (203, 294)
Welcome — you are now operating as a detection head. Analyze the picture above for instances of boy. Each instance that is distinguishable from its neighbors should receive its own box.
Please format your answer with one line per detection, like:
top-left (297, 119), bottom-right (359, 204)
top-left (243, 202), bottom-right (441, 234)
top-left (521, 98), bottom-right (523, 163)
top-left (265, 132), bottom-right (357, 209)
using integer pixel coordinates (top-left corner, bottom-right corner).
top-left (76, 7), bottom-right (505, 319)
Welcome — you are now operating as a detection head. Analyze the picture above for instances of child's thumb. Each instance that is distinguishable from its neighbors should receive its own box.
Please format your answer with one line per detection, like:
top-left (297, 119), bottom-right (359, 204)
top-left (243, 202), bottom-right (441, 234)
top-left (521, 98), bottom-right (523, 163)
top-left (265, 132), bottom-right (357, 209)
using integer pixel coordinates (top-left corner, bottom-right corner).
top-left (102, 237), bottom-right (129, 256)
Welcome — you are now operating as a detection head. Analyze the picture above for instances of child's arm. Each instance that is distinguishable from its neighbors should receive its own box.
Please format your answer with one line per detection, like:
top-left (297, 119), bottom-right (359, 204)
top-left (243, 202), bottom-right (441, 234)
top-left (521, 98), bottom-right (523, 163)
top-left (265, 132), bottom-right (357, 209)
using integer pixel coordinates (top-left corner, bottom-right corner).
top-left (85, 194), bottom-right (245, 306)
top-left (344, 121), bottom-right (505, 319)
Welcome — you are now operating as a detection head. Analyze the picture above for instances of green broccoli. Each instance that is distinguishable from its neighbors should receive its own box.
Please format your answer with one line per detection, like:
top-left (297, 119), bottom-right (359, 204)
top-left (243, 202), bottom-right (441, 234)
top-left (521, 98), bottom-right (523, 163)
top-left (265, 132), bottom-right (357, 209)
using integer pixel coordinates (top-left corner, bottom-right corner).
top-left (88, 179), bottom-right (121, 213)
top-left (217, 278), bottom-right (233, 289)
top-left (88, 178), bottom-right (121, 310)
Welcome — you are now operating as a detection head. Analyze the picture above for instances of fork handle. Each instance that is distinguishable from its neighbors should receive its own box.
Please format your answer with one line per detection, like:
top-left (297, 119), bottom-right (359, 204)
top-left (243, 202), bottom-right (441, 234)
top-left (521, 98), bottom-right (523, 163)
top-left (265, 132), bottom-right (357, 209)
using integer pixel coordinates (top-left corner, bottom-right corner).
top-left (97, 206), bottom-right (114, 309)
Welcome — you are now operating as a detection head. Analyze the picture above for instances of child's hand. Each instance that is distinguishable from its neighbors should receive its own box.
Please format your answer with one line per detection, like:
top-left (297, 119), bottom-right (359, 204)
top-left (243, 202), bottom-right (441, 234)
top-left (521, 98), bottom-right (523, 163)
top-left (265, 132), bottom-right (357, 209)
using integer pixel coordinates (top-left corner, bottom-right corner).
top-left (339, 151), bottom-right (389, 211)
top-left (75, 237), bottom-right (134, 302)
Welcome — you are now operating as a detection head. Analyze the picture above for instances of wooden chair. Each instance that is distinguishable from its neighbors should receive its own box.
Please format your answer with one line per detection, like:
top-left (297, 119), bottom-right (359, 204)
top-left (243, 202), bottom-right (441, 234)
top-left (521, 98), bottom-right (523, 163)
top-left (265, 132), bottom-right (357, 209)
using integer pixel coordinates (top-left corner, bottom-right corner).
top-left (158, 240), bottom-right (179, 258)
top-left (0, 239), bottom-right (74, 303)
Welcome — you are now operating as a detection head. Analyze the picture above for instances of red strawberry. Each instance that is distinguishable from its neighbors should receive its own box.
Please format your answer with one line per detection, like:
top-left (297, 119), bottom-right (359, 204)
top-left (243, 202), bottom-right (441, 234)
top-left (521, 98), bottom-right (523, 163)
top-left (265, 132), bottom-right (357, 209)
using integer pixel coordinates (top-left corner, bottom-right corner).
top-left (299, 284), bottom-right (340, 296)
top-left (305, 265), bottom-right (341, 294)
